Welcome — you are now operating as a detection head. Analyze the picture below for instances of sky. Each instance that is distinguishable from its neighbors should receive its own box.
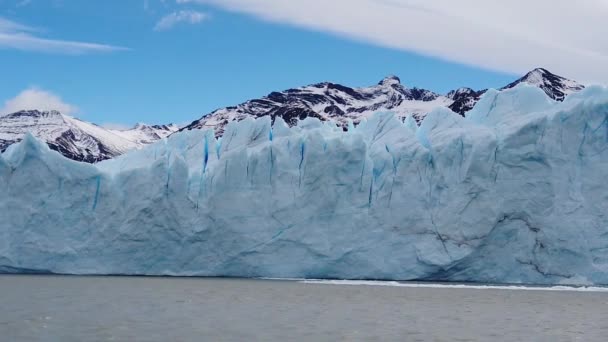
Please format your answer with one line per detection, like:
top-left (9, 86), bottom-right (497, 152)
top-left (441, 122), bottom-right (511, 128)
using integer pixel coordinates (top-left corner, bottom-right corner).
top-left (0, 0), bottom-right (606, 128)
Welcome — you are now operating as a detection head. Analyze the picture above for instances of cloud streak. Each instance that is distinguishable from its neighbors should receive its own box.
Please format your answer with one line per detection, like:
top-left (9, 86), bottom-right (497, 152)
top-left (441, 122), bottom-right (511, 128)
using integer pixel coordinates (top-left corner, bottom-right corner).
top-left (154, 10), bottom-right (209, 31)
top-left (0, 17), bottom-right (128, 54)
top-left (16, 0), bottom-right (32, 7)
top-left (188, 0), bottom-right (608, 84)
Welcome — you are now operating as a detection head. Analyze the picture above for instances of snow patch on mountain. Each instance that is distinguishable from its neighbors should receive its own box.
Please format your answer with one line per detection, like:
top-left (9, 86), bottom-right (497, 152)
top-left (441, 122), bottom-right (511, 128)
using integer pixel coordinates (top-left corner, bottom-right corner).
top-left (0, 110), bottom-right (177, 162)
top-left (183, 68), bottom-right (584, 137)
top-left (184, 76), bottom-right (455, 137)
top-left (502, 68), bottom-right (584, 101)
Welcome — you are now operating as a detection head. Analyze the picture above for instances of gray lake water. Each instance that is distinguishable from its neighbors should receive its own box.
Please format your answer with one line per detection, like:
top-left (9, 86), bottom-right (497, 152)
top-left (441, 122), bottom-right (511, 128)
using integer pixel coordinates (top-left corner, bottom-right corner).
top-left (0, 276), bottom-right (607, 341)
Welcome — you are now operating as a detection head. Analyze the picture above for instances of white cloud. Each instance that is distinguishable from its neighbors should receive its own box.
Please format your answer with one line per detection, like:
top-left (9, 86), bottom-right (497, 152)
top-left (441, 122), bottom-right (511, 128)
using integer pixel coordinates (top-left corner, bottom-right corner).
top-left (0, 17), bottom-right (128, 54)
top-left (1, 88), bottom-right (78, 115)
top-left (188, 0), bottom-right (608, 84)
top-left (154, 10), bottom-right (208, 31)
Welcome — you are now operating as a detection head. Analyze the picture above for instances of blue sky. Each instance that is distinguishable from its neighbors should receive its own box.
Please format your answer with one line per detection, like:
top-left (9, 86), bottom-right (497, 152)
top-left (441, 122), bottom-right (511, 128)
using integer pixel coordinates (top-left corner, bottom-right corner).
top-left (1, 0), bottom-right (606, 128)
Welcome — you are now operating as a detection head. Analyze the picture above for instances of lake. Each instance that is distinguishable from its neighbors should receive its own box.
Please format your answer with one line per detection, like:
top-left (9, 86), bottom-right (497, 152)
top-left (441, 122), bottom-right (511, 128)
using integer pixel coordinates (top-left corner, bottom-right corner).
top-left (1, 275), bottom-right (607, 341)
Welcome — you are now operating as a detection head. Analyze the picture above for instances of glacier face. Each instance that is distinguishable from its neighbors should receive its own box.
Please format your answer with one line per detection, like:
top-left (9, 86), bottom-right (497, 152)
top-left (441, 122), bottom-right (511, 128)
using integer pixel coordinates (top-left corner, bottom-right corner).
top-left (1, 84), bottom-right (607, 285)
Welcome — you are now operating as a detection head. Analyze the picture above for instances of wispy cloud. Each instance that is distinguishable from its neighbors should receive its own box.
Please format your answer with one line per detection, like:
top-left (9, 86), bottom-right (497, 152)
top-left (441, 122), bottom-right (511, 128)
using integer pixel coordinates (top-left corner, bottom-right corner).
top-left (0, 17), bottom-right (37, 33)
top-left (154, 10), bottom-right (208, 31)
top-left (188, 0), bottom-right (608, 84)
top-left (0, 17), bottom-right (129, 54)
top-left (16, 0), bottom-right (32, 7)
top-left (1, 88), bottom-right (78, 115)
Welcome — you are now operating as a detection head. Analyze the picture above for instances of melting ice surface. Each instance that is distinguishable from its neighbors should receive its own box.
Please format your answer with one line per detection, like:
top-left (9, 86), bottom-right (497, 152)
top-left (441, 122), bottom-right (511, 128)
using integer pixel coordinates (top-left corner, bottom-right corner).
top-left (1, 84), bottom-right (608, 285)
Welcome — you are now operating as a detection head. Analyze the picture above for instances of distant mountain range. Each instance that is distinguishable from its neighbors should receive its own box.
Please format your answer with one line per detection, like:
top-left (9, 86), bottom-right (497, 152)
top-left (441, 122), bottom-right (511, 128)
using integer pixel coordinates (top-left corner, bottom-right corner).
top-left (182, 68), bottom-right (584, 136)
top-left (0, 68), bottom-right (584, 162)
top-left (0, 110), bottom-right (177, 162)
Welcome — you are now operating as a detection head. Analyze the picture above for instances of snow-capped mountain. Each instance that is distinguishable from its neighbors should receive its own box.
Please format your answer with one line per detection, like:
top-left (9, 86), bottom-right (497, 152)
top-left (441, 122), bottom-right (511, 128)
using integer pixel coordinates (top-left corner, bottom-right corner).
top-left (110, 123), bottom-right (180, 146)
top-left (446, 87), bottom-right (487, 115)
top-left (0, 68), bottom-right (584, 163)
top-left (183, 68), bottom-right (584, 136)
top-left (183, 75), bottom-right (454, 136)
top-left (0, 110), bottom-right (177, 163)
top-left (501, 68), bottom-right (585, 101)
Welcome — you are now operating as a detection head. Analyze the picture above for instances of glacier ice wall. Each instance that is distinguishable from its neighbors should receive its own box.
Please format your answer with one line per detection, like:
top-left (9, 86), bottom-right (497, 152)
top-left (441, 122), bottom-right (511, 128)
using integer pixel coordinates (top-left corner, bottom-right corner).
top-left (1, 84), bottom-right (608, 285)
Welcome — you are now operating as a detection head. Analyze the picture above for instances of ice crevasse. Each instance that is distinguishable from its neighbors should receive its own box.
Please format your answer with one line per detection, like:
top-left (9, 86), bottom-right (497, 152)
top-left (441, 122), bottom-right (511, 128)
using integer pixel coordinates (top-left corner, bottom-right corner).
top-left (1, 84), bottom-right (608, 285)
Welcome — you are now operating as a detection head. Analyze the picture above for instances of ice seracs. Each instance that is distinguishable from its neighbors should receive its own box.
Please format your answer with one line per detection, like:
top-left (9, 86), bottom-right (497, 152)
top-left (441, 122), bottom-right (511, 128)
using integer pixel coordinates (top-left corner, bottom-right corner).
top-left (1, 84), bottom-right (607, 285)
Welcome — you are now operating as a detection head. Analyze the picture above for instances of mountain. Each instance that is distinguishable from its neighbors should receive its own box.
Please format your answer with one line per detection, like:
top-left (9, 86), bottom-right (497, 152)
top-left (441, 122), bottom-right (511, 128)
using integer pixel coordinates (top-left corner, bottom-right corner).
top-left (446, 87), bottom-right (487, 115)
top-left (0, 68), bottom-right (584, 163)
top-left (183, 75), bottom-right (453, 136)
top-left (0, 110), bottom-right (177, 163)
top-left (501, 67), bottom-right (585, 101)
top-left (3, 84), bottom-right (608, 285)
top-left (183, 68), bottom-right (584, 135)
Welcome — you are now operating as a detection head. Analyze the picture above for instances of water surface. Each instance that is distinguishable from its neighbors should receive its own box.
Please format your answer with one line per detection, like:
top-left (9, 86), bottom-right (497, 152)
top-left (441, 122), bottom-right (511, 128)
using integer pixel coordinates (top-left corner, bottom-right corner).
top-left (1, 275), bottom-right (607, 341)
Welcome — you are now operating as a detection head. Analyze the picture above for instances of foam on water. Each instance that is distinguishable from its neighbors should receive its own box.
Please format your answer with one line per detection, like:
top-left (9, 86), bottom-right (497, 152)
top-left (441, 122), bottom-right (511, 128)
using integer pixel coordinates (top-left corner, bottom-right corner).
top-left (300, 280), bottom-right (608, 292)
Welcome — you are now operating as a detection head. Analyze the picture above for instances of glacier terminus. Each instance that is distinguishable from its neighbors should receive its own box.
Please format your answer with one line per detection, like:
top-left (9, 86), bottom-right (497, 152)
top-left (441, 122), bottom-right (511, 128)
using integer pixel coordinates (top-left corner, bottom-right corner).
top-left (1, 84), bottom-right (607, 286)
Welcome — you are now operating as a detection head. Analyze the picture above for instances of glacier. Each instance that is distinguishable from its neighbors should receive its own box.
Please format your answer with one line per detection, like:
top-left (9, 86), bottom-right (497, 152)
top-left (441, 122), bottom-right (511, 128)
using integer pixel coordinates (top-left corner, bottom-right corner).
top-left (1, 84), bottom-right (607, 285)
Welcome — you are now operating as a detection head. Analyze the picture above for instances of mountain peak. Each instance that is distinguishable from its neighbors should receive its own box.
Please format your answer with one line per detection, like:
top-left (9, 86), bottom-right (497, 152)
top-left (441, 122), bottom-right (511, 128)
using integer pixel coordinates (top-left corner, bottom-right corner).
top-left (9, 109), bottom-right (63, 117)
top-left (378, 75), bottom-right (401, 86)
top-left (528, 67), bottom-right (551, 74)
top-left (502, 67), bottom-right (584, 101)
top-left (520, 67), bottom-right (556, 84)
